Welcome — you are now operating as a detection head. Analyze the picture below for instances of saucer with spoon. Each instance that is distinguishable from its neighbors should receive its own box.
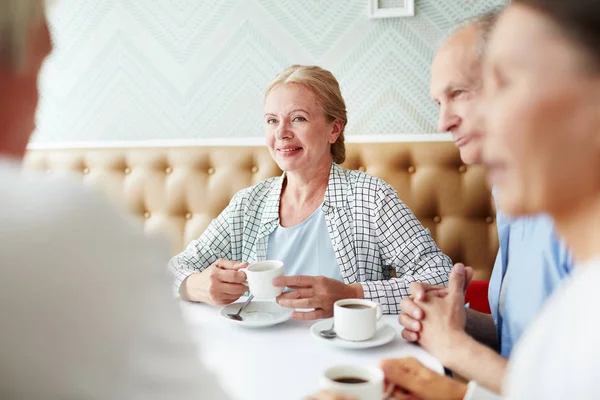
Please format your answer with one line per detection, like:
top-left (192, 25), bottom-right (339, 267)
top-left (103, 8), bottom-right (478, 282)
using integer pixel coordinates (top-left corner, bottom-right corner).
top-left (219, 260), bottom-right (292, 327)
top-left (310, 299), bottom-right (396, 349)
top-left (219, 298), bottom-right (293, 328)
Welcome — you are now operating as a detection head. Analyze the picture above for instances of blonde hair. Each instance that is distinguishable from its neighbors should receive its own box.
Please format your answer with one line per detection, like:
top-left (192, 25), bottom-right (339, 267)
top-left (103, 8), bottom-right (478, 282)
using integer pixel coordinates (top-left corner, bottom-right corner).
top-left (265, 65), bottom-right (348, 164)
top-left (0, 0), bottom-right (46, 70)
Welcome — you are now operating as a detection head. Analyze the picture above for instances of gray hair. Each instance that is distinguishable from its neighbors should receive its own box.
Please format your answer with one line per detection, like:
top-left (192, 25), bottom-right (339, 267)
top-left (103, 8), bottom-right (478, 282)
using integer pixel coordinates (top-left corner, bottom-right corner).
top-left (437, 7), bottom-right (504, 59)
top-left (0, 0), bottom-right (46, 70)
top-left (471, 8), bottom-right (504, 57)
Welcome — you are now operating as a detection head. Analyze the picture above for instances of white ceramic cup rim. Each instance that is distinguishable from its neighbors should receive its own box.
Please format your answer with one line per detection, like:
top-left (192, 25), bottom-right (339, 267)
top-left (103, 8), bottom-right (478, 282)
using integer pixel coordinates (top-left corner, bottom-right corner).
top-left (239, 260), bottom-right (284, 298)
top-left (334, 298), bottom-right (379, 309)
top-left (323, 365), bottom-right (384, 388)
top-left (246, 260), bottom-right (283, 272)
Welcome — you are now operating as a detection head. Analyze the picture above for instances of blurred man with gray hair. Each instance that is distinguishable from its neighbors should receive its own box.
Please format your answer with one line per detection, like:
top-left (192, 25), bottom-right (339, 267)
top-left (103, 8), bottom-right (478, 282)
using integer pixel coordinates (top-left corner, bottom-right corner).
top-left (0, 1), bottom-right (229, 398)
top-left (396, 8), bottom-right (573, 398)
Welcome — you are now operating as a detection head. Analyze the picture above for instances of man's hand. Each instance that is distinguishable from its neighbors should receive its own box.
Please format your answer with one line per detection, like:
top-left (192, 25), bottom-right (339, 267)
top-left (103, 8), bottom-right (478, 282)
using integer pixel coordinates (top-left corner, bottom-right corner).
top-left (273, 275), bottom-right (363, 320)
top-left (381, 358), bottom-right (467, 400)
top-left (414, 264), bottom-right (470, 364)
top-left (181, 259), bottom-right (248, 305)
top-left (398, 263), bottom-right (472, 342)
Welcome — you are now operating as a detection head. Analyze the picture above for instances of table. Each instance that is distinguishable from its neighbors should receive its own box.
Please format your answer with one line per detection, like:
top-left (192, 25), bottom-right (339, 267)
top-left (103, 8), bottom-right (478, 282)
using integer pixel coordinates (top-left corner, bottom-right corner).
top-left (180, 300), bottom-right (443, 400)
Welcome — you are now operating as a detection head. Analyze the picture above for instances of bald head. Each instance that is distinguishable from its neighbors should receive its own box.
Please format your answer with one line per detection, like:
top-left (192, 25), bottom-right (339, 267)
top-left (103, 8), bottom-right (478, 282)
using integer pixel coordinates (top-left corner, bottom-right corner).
top-left (0, 0), bottom-right (51, 160)
top-left (432, 23), bottom-right (483, 101)
top-left (430, 11), bottom-right (500, 165)
top-left (0, 0), bottom-right (46, 70)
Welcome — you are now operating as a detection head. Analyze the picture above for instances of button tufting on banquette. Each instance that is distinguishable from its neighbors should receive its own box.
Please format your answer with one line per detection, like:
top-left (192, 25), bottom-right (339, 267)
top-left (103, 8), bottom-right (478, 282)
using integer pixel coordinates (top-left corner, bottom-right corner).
top-left (23, 142), bottom-right (498, 280)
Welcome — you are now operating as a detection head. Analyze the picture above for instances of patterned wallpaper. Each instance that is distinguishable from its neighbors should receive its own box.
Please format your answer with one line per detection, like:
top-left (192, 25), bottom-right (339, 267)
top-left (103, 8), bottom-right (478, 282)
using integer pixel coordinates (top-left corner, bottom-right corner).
top-left (33, 0), bottom-right (508, 143)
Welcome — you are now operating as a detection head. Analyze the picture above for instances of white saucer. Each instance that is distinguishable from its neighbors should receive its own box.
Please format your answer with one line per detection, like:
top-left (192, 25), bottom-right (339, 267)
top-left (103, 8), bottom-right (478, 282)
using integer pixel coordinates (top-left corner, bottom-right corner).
top-left (219, 301), bottom-right (293, 328)
top-left (309, 318), bottom-right (396, 349)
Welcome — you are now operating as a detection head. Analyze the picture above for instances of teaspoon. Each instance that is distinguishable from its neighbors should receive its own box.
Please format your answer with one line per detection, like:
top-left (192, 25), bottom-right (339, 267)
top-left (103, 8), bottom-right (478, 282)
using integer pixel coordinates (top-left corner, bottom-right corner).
top-left (226, 295), bottom-right (254, 321)
top-left (319, 322), bottom-right (337, 339)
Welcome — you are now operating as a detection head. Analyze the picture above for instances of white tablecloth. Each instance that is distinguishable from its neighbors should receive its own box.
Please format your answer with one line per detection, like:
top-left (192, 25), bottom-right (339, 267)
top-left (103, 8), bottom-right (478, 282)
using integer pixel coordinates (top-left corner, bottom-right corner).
top-left (180, 300), bottom-right (443, 400)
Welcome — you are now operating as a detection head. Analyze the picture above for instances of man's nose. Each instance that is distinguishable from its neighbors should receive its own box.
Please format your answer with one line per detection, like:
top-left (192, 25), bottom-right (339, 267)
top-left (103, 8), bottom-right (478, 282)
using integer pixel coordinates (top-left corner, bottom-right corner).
top-left (437, 104), bottom-right (461, 133)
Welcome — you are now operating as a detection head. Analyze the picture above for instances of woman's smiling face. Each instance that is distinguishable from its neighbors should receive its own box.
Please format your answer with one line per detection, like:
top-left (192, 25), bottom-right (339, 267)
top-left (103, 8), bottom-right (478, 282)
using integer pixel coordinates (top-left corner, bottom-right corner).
top-left (264, 84), bottom-right (341, 173)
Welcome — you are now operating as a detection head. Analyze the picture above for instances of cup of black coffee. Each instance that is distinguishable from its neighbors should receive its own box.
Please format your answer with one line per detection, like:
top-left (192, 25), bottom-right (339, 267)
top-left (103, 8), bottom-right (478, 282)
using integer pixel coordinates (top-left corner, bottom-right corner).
top-left (320, 365), bottom-right (385, 400)
top-left (333, 299), bottom-right (383, 341)
top-left (339, 304), bottom-right (372, 310)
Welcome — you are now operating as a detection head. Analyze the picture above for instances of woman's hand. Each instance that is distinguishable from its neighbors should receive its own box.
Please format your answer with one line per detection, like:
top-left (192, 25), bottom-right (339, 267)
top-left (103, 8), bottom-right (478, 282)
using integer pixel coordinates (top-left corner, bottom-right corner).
top-left (381, 358), bottom-right (467, 400)
top-left (181, 259), bottom-right (248, 305)
top-left (273, 275), bottom-right (363, 320)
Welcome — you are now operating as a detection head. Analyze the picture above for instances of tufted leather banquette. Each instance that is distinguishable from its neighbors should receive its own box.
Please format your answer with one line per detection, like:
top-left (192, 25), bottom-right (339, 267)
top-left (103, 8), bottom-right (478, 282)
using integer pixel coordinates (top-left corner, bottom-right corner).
top-left (23, 142), bottom-right (498, 280)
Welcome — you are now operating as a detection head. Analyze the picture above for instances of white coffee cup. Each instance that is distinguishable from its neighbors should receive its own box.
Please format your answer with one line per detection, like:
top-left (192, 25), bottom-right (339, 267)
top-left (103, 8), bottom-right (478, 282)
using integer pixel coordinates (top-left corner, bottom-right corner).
top-left (334, 299), bottom-right (383, 341)
top-left (320, 365), bottom-right (389, 400)
top-left (239, 260), bottom-right (284, 299)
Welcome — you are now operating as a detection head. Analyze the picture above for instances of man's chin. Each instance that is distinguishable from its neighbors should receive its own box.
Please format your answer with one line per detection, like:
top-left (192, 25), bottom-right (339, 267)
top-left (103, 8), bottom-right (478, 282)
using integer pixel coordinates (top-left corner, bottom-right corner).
top-left (458, 145), bottom-right (482, 166)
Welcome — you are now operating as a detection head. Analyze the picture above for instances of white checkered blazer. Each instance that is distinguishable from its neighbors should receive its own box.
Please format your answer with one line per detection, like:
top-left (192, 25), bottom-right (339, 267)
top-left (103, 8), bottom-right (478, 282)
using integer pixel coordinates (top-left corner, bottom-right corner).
top-left (170, 163), bottom-right (452, 313)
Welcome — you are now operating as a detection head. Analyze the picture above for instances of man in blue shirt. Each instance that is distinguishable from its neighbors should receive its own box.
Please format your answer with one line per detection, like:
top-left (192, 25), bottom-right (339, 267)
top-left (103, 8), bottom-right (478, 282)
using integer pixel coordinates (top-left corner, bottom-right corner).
top-left (491, 211), bottom-right (571, 359)
top-left (398, 10), bottom-right (572, 394)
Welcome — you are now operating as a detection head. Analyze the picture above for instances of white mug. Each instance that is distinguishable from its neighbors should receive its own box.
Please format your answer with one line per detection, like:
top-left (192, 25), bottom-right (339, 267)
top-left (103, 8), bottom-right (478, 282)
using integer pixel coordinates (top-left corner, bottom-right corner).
top-left (334, 299), bottom-right (383, 342)
top-left (239, 260), bottom-right (284, 299)
top-left (320, 365), bottom-right (391, 400)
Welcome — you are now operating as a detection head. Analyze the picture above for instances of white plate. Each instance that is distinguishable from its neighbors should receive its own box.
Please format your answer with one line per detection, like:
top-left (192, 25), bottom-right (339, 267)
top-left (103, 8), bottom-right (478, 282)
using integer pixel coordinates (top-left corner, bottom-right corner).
top-left (219, 301), bottom-right (293, 328)
top-left (309, 318), bottom-right (396, 349)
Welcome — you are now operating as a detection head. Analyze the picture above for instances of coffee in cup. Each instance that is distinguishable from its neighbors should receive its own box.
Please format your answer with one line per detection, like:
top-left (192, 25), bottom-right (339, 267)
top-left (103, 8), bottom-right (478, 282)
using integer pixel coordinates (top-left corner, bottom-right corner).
top-left (320, 365), bottom-right (387, 400)
top-left (333, 377), bottom-right (368, 384)
top-left (333, 299), bottom-right (382, 341)
top-left (239, 260), bottom-right (284, 299)
top-left (339, 304), bottom-right (372, 310)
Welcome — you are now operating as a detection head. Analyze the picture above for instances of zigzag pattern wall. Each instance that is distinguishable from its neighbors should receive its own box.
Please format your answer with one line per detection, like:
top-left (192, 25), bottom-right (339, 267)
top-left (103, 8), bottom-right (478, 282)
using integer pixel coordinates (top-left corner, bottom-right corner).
top-left (34, 0), bottom-right (508, 142)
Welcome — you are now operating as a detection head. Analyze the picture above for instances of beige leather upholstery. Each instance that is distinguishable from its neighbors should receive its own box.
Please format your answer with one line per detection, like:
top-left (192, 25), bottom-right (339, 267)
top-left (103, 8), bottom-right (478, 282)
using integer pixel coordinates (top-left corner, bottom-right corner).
top-left (24, 142), bottom-right (498, 280)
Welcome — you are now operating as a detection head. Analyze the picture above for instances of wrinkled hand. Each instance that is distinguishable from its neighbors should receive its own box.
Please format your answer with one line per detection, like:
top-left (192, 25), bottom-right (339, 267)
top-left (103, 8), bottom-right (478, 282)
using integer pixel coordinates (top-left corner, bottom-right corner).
top-left (305, 391), bottom-right (355, 400)
top-left (182, 259), bottom-right (248, 305)
top-left (306, 385), bottom-right (419, 400)
top-left (414, 264), bottom-right (469, 364)
top-left (399, 263), bottom-right (472, 342)
top-left (381, 358), bottom-right (467, 400)
top-left (273, 275), bottom-right (362, 320)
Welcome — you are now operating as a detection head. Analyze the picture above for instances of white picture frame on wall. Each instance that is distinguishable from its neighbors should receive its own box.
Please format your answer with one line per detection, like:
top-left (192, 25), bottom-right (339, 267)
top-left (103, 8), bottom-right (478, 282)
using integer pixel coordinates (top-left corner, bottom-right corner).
top-left (368, 0), bottom-right (415, 19)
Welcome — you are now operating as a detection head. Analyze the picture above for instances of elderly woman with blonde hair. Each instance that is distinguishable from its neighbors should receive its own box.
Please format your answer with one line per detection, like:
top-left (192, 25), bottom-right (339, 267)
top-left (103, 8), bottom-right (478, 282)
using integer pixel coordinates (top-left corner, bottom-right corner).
top-left (171, 64), bottom-right (452, 318)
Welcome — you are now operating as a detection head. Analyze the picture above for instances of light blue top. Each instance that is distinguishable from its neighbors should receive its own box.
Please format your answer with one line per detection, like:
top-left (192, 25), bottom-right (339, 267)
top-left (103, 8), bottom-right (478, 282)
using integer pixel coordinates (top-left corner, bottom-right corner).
top-left (489, 205), bottom-right (572, 358)
top-left (266, 206), bottom-right (343, 281)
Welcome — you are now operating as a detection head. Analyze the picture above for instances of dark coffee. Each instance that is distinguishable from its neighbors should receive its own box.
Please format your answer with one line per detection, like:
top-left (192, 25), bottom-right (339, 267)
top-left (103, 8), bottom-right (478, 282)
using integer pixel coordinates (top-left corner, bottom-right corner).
top-left (333, 376), bottom-right (368, 384)
top-left (340, 304), bottom-right (371, 310)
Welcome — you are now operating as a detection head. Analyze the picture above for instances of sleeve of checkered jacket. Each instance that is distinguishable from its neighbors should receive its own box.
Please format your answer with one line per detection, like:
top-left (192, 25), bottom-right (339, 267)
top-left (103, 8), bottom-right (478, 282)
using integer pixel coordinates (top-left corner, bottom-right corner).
top-left (168, 193), bottom-right (240, 291)
top-left (361, 184), bottom-right (453, 314)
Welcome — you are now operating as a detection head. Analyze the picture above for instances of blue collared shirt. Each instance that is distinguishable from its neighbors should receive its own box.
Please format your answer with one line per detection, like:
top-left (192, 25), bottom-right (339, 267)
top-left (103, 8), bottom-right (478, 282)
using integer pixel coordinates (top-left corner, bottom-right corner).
top-left (266, 207), bottom-right (343, 281)
top-left (489, 208), bottom-right (572, 358)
